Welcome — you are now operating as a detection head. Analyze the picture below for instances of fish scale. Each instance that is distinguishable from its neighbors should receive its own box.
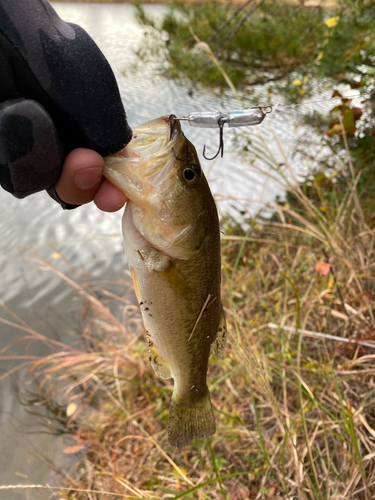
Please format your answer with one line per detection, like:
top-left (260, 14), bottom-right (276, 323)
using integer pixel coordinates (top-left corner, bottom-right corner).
top-left (103, 115), bottom-right (226, 447)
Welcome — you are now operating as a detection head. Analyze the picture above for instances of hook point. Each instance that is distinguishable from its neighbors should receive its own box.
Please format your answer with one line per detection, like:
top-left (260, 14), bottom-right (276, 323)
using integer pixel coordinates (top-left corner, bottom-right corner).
top-left (202, 122), bottom-right (225, 161)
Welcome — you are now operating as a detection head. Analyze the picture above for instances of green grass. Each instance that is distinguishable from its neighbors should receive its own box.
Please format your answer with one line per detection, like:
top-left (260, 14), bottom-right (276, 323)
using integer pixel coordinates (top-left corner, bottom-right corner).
top-left (134, 0), bottom-right (375, 99)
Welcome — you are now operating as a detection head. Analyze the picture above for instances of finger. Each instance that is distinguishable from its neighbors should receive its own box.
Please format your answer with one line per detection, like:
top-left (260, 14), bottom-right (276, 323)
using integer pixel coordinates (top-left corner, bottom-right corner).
top-left (94, 178), bottom-right (127, 212)
top-left (55, 148), bottom-right (104, 205)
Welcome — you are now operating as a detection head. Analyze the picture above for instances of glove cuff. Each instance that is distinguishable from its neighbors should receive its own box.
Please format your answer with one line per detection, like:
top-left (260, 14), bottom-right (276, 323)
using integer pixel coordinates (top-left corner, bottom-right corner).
top-left (46, 185), bottom-right (79, 210)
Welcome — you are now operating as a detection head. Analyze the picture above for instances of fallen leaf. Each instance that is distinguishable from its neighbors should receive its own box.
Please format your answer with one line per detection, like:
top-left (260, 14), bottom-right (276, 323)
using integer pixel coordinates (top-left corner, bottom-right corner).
top-left (172, 466), bottom-right (187, 475)
top-left (230, 486), bottom-right (250, 500)
top-left (66, 402), bottom-right (77, 417)
top-left (324, 16), bottom-right (340, 28)
top-left (62, 444), bottom-right (86, 455)
top-left (315, 262), bottom-right (331, 276)
top-left (173, 466), bottom-right (187, 487)
top-left (292, 78), bottom-right (302, 86)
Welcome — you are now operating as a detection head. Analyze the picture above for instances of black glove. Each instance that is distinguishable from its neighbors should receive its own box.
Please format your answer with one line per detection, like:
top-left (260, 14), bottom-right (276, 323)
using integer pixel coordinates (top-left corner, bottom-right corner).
top-left (0, 0), bottom-right (132, 208)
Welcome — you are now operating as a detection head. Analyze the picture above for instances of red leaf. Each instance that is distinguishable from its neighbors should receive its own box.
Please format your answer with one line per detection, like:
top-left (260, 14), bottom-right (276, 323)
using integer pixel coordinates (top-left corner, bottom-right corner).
top-left (62, 444), bottom-right (86, 455)
top-left (315, 262), bottom-right (331, 276)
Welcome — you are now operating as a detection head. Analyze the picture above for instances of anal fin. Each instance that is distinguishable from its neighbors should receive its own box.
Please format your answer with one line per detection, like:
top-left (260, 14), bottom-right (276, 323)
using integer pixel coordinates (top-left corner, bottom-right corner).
top-left (147, 336), bottom-right (172, 379)
top-left (210, 306), bottom-right (227, 358)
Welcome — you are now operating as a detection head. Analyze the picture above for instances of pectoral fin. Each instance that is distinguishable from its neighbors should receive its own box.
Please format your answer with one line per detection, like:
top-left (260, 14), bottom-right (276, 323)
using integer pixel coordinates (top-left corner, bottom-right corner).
top-left (210, 306), bottom-right (227, 358)
top-left (159, 265), bottom-right (190, 295)
top-left (138, 247), bottom-right (190, 294)
top-left (147, 336), bottom-right (172, 379)
top-left (138, 247), bottom-right (171, 273)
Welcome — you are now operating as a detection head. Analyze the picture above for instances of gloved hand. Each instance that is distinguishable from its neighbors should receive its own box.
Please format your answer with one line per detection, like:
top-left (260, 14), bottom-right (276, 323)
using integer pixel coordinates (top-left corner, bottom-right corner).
top-left (0, 0), bottom-right (132, 209)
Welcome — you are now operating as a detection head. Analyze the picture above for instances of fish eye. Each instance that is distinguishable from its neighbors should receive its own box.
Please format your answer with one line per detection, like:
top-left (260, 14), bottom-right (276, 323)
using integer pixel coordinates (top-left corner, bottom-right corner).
top-left (183, 168), bottom-right (195, 181)
top-left (182, 163), bottom-right (200, 184)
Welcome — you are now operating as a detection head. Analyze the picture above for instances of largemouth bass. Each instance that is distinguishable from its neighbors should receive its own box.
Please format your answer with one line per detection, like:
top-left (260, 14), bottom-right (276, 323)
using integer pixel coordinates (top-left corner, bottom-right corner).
top-left (103, 115), bottom-right (226, 448)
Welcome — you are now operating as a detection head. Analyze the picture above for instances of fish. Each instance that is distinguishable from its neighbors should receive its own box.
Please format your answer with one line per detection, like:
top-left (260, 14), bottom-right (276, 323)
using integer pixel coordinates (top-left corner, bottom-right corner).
top-left (103, 115), bottom-right (226, 448)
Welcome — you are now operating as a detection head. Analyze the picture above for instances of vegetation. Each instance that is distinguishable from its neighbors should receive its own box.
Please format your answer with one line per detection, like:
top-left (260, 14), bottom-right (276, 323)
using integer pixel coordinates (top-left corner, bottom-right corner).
top-left (1, 0), bottom-right (375, 499)
top-left (135, 0), bottom-right (375, 190)
top-left (135, 0), bottom-right (375, 95)
top-left (1, 134), bottom-right (375, 497)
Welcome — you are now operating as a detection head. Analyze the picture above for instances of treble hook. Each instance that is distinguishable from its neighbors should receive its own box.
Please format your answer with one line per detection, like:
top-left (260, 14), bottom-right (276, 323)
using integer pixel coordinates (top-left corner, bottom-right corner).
top-left (203, 121), bottom-right (225, 160)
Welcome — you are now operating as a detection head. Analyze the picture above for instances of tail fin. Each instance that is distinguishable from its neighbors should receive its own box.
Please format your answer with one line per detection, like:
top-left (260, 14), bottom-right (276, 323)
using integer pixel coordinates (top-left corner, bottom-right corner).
top-left (168, 393), bottom-right (216, 448)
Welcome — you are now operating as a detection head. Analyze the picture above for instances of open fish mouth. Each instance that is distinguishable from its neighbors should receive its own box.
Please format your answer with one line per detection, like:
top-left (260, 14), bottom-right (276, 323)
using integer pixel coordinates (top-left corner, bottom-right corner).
top-left (103, 115), bottom-right (186, 205)
top-left (126, 115), bottom-right (181, 161)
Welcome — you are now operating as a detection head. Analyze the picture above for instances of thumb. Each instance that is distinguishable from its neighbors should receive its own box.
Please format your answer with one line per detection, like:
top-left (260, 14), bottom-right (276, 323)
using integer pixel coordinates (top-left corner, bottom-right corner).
top-left (54, 148), bottom-right (104, 206)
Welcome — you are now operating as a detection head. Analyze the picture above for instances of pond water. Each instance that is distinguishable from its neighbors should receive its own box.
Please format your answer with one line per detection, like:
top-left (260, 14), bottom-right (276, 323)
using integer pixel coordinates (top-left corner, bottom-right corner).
top-left (0, 3), bottom-right (315, 498)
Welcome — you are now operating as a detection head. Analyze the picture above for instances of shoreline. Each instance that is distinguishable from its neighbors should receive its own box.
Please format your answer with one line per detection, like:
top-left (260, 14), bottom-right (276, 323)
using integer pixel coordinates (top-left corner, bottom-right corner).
top-left (50, 0), bottom-right (336, 7)
top-left (50, 0), bottom-right (250, 3)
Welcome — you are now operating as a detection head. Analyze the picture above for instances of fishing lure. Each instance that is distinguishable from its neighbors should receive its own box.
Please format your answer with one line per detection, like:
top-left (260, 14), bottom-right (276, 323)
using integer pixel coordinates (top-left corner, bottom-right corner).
top-left (173, 106), bottom-right (273, 160)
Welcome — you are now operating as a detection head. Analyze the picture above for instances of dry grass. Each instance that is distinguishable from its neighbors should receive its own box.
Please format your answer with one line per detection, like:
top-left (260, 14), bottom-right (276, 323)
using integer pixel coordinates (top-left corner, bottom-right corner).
top-left (2, 130), bottom-right (375, 499)
top-left (1, 62), bottom-right (374, 500)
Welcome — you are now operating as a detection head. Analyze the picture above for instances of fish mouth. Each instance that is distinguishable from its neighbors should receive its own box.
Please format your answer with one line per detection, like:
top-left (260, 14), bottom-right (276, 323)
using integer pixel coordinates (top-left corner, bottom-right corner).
top-left (131, 115), bottom-right (181, 160)
top-left (103, 115), bottom-right (185, 199)
top-left (130, 115), bottom-right (183, 180)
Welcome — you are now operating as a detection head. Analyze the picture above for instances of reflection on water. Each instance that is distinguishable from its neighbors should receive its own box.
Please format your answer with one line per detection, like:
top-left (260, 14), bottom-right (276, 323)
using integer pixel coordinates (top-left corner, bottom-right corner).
top-left (0, 3), bottom-right (299, 497)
